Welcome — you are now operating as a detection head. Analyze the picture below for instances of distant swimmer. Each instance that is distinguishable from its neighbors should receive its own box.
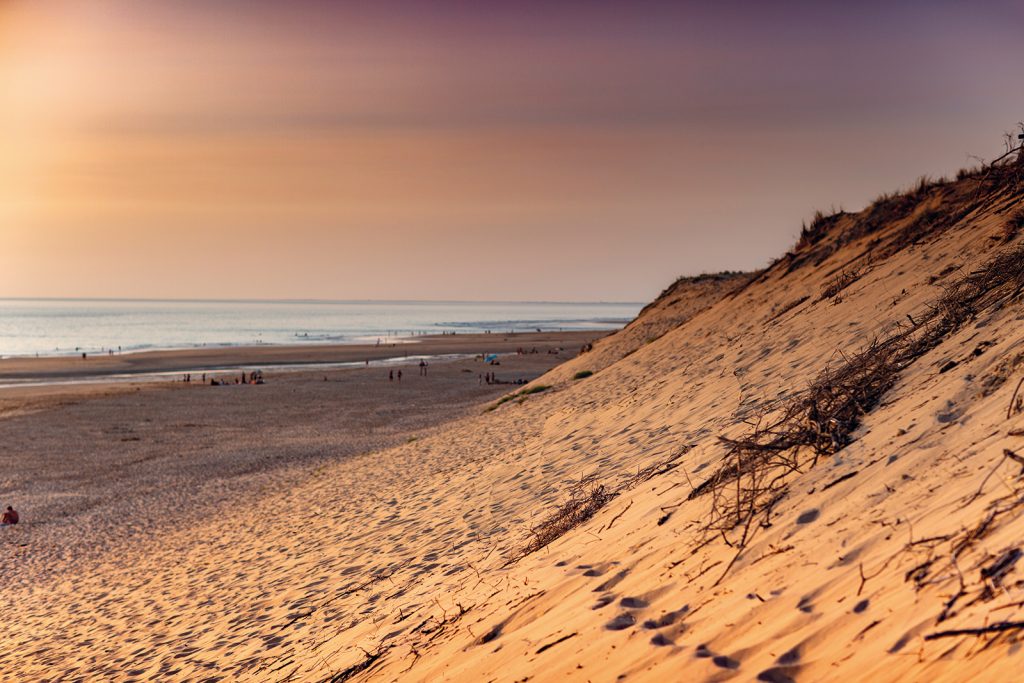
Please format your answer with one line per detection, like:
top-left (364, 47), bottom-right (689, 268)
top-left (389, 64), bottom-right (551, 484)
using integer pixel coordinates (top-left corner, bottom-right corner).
top-left (1, 505), bottom-right (18, 526)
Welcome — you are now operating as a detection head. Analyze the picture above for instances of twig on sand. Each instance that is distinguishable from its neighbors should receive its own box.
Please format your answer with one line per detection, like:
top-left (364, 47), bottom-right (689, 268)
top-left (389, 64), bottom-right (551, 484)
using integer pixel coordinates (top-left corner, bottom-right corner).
top-left (603, 499), bottom-right (632, 531)
top-left (961, 451), bottom-right (1011, 507)
top-left (857, 547), bottom-right (906, 597)
top-left (1004, 448), bottom-right (1024, 475)
top-left (1007, 376), bottom-right (1024, 420)
top-left (924, 621), bottom-right (1024, 640)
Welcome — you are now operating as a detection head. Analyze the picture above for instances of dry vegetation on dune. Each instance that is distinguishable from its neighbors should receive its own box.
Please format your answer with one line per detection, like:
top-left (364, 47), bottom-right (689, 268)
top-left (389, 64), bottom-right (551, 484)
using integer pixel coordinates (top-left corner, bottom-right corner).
top-left (693, 242), bottom-right (1024, 585)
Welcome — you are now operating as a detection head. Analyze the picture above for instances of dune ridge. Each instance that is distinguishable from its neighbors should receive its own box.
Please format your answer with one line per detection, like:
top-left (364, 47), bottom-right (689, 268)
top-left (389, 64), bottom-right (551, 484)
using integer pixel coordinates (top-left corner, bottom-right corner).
top-left (5, 156), bottom-right (1024, 680)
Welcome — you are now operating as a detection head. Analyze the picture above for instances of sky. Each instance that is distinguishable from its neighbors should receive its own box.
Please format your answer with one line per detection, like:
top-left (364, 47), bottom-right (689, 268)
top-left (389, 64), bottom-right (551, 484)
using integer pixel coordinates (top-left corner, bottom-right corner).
top-left (1, 0), bottom-right (1023, 302)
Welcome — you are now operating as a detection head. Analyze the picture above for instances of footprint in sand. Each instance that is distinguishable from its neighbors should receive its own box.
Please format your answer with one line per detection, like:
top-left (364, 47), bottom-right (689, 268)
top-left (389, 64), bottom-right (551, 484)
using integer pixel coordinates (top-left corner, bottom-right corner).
top-left (650, 633), bottom-right (675, 647)
top-left (478, 623), bottom-right (503, 644)
top-left (592, 594), bottom-right (616, 610)
top-left (776, 645), bottom-right (801, 665)
top-left (594, 569), bottom-right (630, 592)
top-left (796, 596), bottom-right (814, 613)
top-left (605, 613), bottom-right (636, 631)
top-left (853, 599), bottom-right (870, 613)
top-left (796, 508), bottom-right (820, 524)
top-left (641, 605), bottom-right (689, 629)
top-left (619, 596), bottom-right (648, 609)
top-left (757, 667), bottom-right (799, 683)
top-left (713, 655), bottom-right (741, 670)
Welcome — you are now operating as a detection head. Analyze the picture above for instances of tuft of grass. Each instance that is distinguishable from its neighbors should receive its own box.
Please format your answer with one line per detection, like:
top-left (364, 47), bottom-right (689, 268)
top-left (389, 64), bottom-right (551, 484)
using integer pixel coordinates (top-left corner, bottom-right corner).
top-left (796, 209), bottom-right (848, 250)
top-left (485, 384), bottom-right (551, 412)
top-left (573, 370), bottom-right (593, 380)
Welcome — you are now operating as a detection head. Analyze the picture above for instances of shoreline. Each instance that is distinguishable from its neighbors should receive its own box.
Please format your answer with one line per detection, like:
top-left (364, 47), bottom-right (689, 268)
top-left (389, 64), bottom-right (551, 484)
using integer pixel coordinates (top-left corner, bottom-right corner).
top-left (0, 330), bottom-right (609, 383)
top-left (0, 353), bottom-right (477, 390)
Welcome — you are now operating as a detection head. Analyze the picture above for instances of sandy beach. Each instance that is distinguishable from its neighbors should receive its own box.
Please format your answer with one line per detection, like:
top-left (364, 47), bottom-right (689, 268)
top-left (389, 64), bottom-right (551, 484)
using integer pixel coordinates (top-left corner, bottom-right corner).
top-left (0, 332), bottom-right (598, 591)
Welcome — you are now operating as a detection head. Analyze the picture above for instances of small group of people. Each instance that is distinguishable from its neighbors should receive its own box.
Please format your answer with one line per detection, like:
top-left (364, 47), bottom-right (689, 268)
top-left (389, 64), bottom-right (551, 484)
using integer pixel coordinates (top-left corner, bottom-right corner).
top-left (479, 372), bottom-right (530, 386)
top-left (385, 362), bottom-right (428, 381)
top-left (198, 370), bottom-right (265, 386)
top-left (1, 505), bottom-right (18, 526)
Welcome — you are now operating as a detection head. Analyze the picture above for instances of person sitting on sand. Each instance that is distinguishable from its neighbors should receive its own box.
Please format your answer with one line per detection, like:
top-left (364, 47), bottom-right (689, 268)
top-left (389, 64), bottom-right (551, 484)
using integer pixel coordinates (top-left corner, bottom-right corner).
top-left (1, 505), bottom-right (18, 525)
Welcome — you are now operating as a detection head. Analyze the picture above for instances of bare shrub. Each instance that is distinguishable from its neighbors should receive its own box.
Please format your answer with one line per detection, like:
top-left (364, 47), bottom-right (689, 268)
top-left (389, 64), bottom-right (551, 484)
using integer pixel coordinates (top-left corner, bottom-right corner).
top-left (518, 479), bottom-right (618, 559)
top-left (512, 448), bottom-right (690, 562)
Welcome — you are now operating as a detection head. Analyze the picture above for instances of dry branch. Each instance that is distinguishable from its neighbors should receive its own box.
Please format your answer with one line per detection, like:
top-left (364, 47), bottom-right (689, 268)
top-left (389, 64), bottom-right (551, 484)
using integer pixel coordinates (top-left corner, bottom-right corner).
top-left (691, 242), bottom-right (1024, 582)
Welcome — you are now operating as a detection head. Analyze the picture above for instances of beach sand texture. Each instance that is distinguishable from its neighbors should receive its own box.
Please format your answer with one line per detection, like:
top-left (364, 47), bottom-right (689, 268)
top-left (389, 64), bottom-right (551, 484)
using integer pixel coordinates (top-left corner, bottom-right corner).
top-left (4, 167), bottom-right (1024, 681)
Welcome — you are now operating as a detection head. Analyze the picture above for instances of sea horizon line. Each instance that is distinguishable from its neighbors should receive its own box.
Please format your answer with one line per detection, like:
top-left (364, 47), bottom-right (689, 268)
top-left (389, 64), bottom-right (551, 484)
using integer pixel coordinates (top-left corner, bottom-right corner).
top-left (0, 296), bottom-right (645, 307)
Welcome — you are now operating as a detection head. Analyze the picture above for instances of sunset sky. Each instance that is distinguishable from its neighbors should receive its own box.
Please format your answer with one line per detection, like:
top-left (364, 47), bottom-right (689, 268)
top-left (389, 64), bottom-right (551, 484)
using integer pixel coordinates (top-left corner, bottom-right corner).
top-left (2, 0), bottom-right (1022, 302)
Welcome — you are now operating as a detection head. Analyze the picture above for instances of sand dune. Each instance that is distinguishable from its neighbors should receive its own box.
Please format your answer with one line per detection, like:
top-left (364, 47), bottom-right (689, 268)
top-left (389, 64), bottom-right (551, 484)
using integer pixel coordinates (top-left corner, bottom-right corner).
top-left (4, 162), bottom-right (1024, 681)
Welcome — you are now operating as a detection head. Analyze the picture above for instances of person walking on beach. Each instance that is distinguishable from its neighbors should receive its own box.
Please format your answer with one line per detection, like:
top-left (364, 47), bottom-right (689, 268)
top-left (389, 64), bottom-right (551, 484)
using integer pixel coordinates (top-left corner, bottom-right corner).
top-left (389, 370), bottom-right (394, 382)
top-left (1, 505), bottom-right (18, 526)
top-left (419, 360), bottom-right (428, 376)
top-left (397, 369), bottom-right (402, 382)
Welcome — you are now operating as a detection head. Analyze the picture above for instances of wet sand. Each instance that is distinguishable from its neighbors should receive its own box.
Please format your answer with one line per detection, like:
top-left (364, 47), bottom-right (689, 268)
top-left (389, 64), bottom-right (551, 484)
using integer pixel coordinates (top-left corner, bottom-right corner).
top-left (0, 331), bottom-right (602, 382)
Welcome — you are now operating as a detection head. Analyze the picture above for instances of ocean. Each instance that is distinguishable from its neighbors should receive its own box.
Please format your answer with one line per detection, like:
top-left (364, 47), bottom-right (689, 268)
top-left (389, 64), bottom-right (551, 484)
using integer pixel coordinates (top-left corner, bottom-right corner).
top-left (0, 299), bottom-right (641, 358)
